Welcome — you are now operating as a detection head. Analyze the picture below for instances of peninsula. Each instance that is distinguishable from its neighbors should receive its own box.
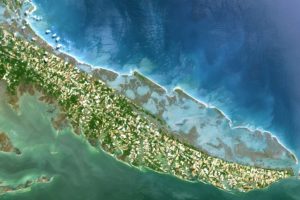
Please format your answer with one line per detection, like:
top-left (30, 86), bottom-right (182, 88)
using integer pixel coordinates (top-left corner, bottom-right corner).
top-left (0, 26), bottom-right (294, 192)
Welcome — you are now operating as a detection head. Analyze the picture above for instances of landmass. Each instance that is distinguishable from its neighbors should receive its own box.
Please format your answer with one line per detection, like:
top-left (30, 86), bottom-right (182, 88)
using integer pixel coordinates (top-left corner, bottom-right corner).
top-left (0, 132), bottom-right (20, 154)
top-left (91, 68), bottom-right (297, 169)
top-left (7, 0), bottom-right (297, 169)
top-left (0, 81), bottom-right (55, 195)
top-left (0, 26), bottom-right (295, 192)
top-left (0, 0), bottom-right (297, 193)
top-left (0, 176), bottom-right (52, 195)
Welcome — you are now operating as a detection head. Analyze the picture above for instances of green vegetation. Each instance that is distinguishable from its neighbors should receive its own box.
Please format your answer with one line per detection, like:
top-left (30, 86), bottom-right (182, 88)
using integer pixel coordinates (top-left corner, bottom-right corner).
top-left (1, 0), bottom-right (23, 11)
top-left (0, 27), bottom-right (294, 192)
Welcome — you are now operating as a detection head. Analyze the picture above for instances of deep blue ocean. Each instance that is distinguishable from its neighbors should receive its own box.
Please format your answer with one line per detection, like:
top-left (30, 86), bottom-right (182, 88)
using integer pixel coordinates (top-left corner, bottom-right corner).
top-left (29, 0), bottom-right (300, 158)
top-left (2, 1), bottom-right (300, 199)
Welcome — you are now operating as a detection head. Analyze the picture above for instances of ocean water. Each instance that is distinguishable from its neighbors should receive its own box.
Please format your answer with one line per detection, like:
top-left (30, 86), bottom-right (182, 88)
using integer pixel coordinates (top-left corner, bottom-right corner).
top-left (1, 1), bottom-right (300, 199)
top-left (0, 84), bottom-right (299, 199)
top-left (27, 0), bottom-right (300, 158)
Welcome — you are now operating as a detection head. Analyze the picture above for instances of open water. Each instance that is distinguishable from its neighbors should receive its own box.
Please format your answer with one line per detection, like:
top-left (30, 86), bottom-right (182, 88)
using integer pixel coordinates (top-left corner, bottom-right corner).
top-left (0, 86), bottom-right (299, 200)
top-left (2, 0), bottom-right (300, 199)
top-left (28, 0), bottom-right (300, 158)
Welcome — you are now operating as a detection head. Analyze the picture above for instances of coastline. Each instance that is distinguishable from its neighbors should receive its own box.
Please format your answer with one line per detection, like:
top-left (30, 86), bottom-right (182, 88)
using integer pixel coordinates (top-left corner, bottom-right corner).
top-left (0, 77), bottom-right (248, 194)
top-left (3, 1), bottom-right (293, 192)
top-left (1, 0), bottom-right (297, 170)
top-left (22, 0), bottom-right (299, 170)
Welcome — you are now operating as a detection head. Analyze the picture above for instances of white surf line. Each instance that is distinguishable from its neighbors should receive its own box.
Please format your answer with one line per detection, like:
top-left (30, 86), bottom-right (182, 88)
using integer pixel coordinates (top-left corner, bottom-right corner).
top-left (24, 0), bottom-right (299, 169)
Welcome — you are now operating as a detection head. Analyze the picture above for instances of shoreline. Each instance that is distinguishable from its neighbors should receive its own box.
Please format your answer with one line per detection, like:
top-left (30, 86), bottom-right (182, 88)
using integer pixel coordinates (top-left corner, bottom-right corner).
top-left (23, 0), bottom-right (298, 168)
top-left (1, 78), bottom-right (289, 194)
top-left (2, 0), bottom-right (297, 172)
top-left (3, 82), bottom-right (292, 194)
top-left (1, 13), bottom-right (297, 192)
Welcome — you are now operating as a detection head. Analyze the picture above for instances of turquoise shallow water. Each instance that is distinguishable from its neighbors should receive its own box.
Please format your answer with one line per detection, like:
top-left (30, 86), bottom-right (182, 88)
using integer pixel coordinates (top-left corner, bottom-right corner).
top-left (27, 0), bottom-right (300, 158)
top-left (0, 1), bottom-right (300, 197)
top-left (0, 90), bottom-right (299, 199)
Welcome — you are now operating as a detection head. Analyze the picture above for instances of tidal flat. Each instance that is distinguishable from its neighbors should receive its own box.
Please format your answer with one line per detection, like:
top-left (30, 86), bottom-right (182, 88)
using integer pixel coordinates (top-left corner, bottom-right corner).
top-left (0, 82), bottom-right (299, 200)
top-left (21, 0), bottom-right (298, 170)
top-left (0, 0), bottom-right (297, 199)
